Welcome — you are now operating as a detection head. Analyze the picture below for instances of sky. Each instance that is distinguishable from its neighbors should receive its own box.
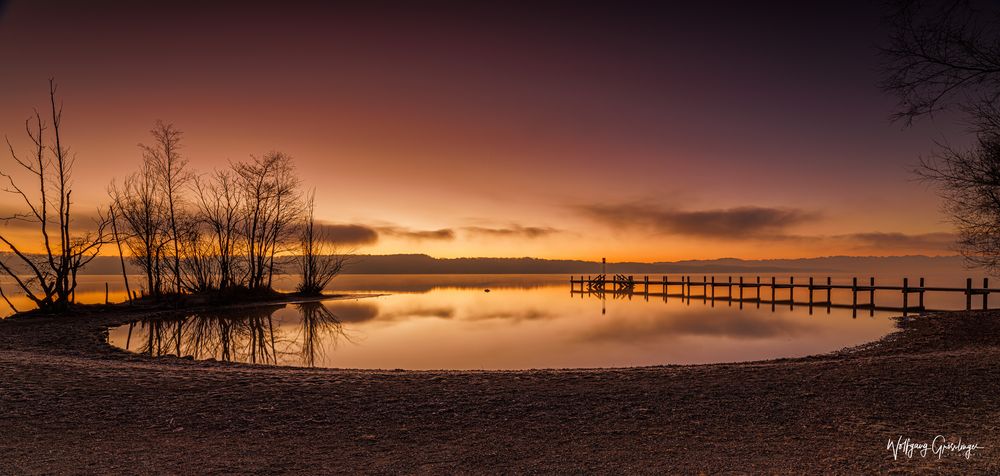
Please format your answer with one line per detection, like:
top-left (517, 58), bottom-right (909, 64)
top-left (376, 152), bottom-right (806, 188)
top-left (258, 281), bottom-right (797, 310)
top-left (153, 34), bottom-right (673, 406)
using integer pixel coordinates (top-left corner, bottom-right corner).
top-left (0, 1), bottom-right (972, 261)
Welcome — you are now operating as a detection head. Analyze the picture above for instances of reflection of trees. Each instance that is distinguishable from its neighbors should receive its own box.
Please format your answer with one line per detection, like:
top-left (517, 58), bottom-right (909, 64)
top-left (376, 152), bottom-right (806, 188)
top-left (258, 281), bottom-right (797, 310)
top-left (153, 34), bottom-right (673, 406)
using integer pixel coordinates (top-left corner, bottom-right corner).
top-left (133, 304), bottom-right (286, 364)
top-left (295, 302), bottom-right (351, 367)
top-left (126, 301), bottom-right (351, 367)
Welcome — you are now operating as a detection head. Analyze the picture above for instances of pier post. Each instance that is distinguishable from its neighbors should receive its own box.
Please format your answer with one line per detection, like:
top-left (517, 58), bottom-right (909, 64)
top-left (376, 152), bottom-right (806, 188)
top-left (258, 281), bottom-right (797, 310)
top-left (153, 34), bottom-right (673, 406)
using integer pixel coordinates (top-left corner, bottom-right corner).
top-left (903, 277), bottom-right (909, 316)
top-left (826, 277), bottom-right (832, 313)
top-left (984, 278), bottom-right (990, 310)
top-left (644, 275), bottom-right (649, 295)
top-left (789, 276), bottom-right (795, 309)
top-left (870, 277), bottom-right (876, 316)
top-left (739, 276), bottom-right (744, 301)
top-left (808, 277), bottom-right (814, 305)
top-left (105, 282), bottom-right (109, 305)
top-left (852, 277), bottom-right (857, 307)
top-left (663, 275), bottom-right (668, 302)
top-left (756, 276), bottom-right (761, 308)
top-left (711, 275), bottom-right (715, 300)
top-left (967, 278), bottom-right (973, 311)
top-left (771, 276), bottom-right (776, 301)
top-left (919, 277), bottom-right (925, 310)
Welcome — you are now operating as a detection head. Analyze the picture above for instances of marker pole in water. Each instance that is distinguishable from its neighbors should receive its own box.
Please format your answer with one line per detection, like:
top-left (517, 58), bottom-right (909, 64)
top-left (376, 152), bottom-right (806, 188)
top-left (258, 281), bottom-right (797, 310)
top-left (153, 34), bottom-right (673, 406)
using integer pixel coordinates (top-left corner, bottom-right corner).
top-left (903, 277), bottom-right (909, 316)
top-left (966, 278), bottom-right (973, 311)
top-left (984, 278), bottom-right (990, 310)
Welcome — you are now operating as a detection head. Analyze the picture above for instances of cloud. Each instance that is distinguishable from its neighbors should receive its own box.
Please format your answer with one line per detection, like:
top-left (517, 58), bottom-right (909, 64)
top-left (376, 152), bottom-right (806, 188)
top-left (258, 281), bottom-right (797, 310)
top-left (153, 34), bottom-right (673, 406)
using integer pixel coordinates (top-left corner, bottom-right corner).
top-left (576, 202), bottom-right (818, 238)
top-left (377, 226), bottom-right (455, 241)
top-left (0, 206), bottom-right (105, 233)
top-left (463, 309), bottom-right (555, 321)
top-left (835, 232), bottom-right (957, 252)
top-left (463, 225), bottom-right (561, 239)
top-left (578, 309), bottom-right (817, 343)
top-left (314, 223), bottom-right (379, 246)
top-left (378, 305), bottom-right (455, 320)
top-left (323, 301), bottom-right (380, 323)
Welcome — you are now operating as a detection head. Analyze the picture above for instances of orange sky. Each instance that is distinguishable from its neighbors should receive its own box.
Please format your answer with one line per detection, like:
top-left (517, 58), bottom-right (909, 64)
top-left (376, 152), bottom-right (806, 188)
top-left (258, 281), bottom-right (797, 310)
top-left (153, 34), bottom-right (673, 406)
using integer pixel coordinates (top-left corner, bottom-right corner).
top-left (0, 1), bottom-right (968, 261)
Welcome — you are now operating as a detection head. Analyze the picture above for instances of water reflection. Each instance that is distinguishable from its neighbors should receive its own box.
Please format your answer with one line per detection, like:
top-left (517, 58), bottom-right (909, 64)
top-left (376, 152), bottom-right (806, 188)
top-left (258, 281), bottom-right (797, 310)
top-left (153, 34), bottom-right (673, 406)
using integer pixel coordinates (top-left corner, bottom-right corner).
top-left (110, 279), bottom-right (905, 369)
top-left (120, 302), bottom-right (351, 367)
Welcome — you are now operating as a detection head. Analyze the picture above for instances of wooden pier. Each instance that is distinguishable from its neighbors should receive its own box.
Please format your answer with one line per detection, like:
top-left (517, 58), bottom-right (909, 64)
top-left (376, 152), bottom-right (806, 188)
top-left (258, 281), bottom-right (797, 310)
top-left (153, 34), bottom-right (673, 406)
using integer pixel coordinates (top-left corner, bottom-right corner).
top-left (570, 275), bottom-right (996, 316)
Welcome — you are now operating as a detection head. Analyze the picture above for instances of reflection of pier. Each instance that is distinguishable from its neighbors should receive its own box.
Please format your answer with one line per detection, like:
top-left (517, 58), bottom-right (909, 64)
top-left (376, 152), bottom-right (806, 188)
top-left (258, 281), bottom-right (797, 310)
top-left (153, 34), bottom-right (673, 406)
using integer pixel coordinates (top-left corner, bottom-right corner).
top-left (570, 275), bottom-right (997, 317)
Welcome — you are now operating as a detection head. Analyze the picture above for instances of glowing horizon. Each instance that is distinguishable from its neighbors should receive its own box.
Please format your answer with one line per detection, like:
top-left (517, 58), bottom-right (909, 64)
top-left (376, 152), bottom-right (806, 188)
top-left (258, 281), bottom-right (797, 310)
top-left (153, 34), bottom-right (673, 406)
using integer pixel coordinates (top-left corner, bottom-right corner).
top-left (0, 2), bottom-right (966, 262)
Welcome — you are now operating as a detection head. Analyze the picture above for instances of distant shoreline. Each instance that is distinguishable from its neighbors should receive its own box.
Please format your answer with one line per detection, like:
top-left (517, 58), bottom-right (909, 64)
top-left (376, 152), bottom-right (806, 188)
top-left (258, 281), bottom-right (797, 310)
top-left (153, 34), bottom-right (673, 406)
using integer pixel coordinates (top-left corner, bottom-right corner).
top-left (4, 253), bottom-right (967, 276)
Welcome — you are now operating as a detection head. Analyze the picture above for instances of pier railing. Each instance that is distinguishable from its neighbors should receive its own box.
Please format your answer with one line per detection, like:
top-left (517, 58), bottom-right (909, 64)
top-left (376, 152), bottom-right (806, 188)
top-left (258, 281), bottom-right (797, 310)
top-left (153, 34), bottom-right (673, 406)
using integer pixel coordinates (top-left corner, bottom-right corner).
top-left (570, 275), bottom-right (996, 316)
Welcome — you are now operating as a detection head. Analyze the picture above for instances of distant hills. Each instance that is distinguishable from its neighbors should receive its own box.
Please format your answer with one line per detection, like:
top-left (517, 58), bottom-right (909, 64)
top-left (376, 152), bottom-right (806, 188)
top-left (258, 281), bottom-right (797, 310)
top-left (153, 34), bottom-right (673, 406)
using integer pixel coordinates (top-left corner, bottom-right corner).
top-left (53, 253), bottom-right (969, 276)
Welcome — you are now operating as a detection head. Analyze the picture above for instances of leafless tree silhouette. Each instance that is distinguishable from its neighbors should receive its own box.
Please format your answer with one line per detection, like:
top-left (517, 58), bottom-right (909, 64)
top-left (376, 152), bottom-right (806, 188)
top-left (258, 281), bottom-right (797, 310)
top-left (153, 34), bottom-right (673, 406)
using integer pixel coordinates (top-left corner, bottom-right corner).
top-left (109, 158), bottom-right (170, 297)
top-left (881, 0), bottom-right (1000, 126)
top-left (0, 80), bottom-right (107, 312)
top-left (883, 1), bottom-right (1000, 272)
top-left (916, 134), bottom-right (1000, 272)
top-left (193, 169), bottom-right (244, 290)
top-left (297, 191), bottom-right (346, 295)
top-left (235, 151), bottom-right (302, 290)
top-left (141, 121), bottom-right (191, 294)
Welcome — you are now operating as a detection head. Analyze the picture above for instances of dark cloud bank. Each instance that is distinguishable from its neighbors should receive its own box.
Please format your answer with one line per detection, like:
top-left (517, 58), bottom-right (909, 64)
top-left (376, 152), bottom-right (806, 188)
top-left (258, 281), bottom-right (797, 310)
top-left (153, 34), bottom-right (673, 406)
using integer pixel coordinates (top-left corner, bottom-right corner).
top-left (575, 203), bottom-right (818, 238)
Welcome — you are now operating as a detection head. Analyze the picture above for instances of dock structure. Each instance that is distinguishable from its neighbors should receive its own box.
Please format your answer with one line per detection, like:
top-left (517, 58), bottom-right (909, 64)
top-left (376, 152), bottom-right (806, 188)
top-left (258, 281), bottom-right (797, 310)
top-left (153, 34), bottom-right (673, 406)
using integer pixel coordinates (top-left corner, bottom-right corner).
top-left (569, 275), bottom-right (996, 316)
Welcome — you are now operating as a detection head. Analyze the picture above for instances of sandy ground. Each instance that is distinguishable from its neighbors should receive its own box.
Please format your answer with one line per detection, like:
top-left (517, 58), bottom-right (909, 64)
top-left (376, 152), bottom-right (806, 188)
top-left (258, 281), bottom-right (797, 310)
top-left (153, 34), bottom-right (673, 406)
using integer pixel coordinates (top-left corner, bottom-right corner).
top-left (2, 299), bottom-right (1000, 474)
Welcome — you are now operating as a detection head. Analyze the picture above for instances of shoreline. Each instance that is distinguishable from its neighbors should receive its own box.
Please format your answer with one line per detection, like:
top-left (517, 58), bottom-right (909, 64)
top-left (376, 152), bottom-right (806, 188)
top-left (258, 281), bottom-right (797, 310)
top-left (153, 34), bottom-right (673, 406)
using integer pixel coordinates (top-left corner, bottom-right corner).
top-left (2, 300), bottom-right (1000, 473)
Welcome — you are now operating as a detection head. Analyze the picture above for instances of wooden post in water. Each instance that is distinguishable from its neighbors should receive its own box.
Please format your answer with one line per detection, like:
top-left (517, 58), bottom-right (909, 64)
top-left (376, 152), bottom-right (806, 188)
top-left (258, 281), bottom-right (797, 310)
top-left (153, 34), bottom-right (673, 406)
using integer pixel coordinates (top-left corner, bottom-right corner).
top-left (105, 282), bottom-right (109, 305)
top-left (755, 276), bottom-right (761, 308)
top-left (808, 277), bottom-right (814, 305)
top-left (852, 277), bottom-right (858, 307)
top-left (711, 276), bottom-right (716, 299)
top-left (789, 276), bottom-right (795, 309)
top-left (967, 278), bottom-right (973, 311)
top-left (644, 275), bottom-right (649, 295)
top-left (869, 277), bottom-right (876, 316)
top-left (984, 278), bottom-right (990, 310)
top-left (663, 275), bottom-right (668, 302)
top-left (903, 277), bottom-right (909, 316)
top-left (771, 276), bottom-right (776, 301)
top-left (826, 276), bottom-right (832, 313)
top-left (919, 277), bottom-right (925, 310)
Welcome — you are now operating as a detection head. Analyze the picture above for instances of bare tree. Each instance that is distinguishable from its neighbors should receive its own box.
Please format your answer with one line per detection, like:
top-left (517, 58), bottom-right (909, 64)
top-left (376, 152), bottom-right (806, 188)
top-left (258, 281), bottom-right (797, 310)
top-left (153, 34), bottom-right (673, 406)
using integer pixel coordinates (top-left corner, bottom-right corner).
top-left (141, 121), bottom-right (190, 295)
top-left (176, 215), bottom-right (219, 292)
top-left (916, 134), bottom-right (1000, 272)
top-left (0, 80), bottom-right (107, 312)
top-left (882, 1), bottom-right (1000, 272)
top-left (193, 169), bottom-right (244, 289)
top-left (880, 0), bottom-right (1000, 126)
top-left (297, 191), bottom-right (346, 295)
top-left (109, 161), bottom-right (170, 297)
top-left (234, 151), bottom-right (302, 290)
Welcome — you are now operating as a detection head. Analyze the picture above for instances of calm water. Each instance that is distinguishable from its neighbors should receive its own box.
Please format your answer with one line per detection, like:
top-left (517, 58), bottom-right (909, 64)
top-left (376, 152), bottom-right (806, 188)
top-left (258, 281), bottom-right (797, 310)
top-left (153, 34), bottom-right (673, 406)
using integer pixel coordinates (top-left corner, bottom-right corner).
top-left (100, 272), bottom-right (990, 370)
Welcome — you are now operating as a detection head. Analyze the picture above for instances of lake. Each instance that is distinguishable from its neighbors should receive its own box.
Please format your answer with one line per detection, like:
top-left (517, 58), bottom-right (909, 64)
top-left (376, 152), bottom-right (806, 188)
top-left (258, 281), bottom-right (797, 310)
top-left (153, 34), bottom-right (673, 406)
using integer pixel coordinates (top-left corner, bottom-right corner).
top-left (100, 272), bottom-right (988, 370)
